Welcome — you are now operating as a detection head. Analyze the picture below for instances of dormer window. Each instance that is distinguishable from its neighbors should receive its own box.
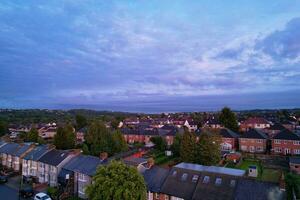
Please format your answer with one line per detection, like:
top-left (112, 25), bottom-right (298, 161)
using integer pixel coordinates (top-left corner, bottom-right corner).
top-left (215, 178), bottom-right (222, 186)
top-left (203, 176), bottom-right (210, 184)
top-left (230, 180), bottom-right (236, 187)
top-left (172, 170), bottom-right (177, 177)
top-left (192, 175), bottom-right (199, 183)
top-left (181, 173), bottom-right (188, 181)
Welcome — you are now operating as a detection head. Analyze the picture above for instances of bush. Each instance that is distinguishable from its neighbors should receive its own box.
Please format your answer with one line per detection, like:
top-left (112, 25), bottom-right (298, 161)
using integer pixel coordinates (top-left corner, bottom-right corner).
top-left (47, 187), bottom-right (59, 199)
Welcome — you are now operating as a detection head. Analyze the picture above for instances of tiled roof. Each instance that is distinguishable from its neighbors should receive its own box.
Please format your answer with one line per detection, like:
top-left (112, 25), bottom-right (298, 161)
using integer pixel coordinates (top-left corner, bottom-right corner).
top-left (62, 155), bottom-right (103, 176)
top-left (143, 166), bottom-right (169, 193)
top-left (272, 129), bottom-right (300, 140)
top-left (242, 117), bottom-right (270, 125)
top-left (240, 129), bottom-right (268, 139)
top-left (38, 149), bottom-right (70, 166)
top-left (13, 143), bottom-right (32, 157)
top-left (0, 143), bottom-right (20, 154)
top-left (24, 145), bottom-right (52, 161)
top-left (289, 157), bottom-right (300, 164)
top-left (219, 128), bottom-right (239, 138)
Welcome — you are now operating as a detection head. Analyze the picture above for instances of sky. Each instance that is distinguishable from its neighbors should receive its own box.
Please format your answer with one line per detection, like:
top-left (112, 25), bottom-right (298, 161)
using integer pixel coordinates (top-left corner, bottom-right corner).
top-left (1, 0), bottom-right (300, 112)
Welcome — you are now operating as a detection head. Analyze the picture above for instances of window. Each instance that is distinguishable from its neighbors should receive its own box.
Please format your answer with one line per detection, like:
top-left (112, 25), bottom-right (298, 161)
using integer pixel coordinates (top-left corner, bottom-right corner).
top-left (230, 180), bottom-right (236, 187)
top-left (165, 195), bottom-right (169, 200)
top-left (192, 175), bottom-right (199, 183)
top-left (275, 148), bottom-right (282, 153)
top-left (256, 146), bottom-right (263, 152)
top-left (215, 178), bottom-right (222, 186)
top-left (203, 176), bottom-right (210, 184)
top-left (172, 170), bottom-right (177, 177)
top-left (274, 140), bottom-right (281, 144)
top-left (181, 173), bottom-right (188, 181)
top-left (155, 193), bottom-right (159, 199)
top-left (293, 141), bottom-right (300, 145)
top-left (294, 149), bottom-right (300, 155)
top-left (256, 139), bottom-right (263, 143)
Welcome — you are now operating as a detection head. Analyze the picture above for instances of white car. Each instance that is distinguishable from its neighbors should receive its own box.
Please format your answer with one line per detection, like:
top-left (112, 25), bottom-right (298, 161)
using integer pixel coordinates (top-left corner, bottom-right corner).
top-left (34, 192), bottom-right (52, 200)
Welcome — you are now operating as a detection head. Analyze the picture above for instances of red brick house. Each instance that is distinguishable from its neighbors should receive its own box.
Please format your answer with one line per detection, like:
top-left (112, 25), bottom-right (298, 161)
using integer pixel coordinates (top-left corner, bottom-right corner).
top-left (240, 117), bottom-right (270, 132)
top-left (271, 129), bottom-right (300, 155)
top-left (219, 128), bottom-right (239, 152)
top-left (239, 129), bottom-right (268, 153)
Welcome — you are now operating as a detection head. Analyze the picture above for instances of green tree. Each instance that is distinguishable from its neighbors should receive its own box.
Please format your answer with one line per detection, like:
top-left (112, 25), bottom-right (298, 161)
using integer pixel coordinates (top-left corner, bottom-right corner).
top-left (112, 130), bottom-right (128, 153)
top-left (27, 128), bottom-right (39, 143)
top-left (85, 121), bottom-right (114, 156)
top-left (150, 136), bottom-right (167, 151)
top-left (180, 130), bottom-right (197, 163)
top-left (111, 119), bottom-right (120, 129)
top-left (219, 107), bottom-right (239, 132)
top-left (54, 124), bottom-right (76, 150)
top-left (0, 120), bottom-right (8, 136)
top-left (285, 173), bottom-right (300, 200)
top-left (86, 161), bottom-right (146, 200)
top-left (75, 114), bottom-right (87, 130)
top-left (171, 133), bottom-right (182, 157)
top-left (195, 130), bottom-right (221, 165)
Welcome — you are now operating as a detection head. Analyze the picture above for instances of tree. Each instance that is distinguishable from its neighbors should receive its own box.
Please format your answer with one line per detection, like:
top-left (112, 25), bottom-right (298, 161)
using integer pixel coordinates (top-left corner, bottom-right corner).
top-left (150, 136), bottom-right (167, 151)
top-left (195, 130), bottom-right (221, 165)
top-left (112, 130), bottom-right (128, 153)
top-left (0, 120), bottom-right (8, 137)
top-left (75, 114), bottom-right (87, 130)
top-left (219, 107), bottom-right (239, 132)
top-left (285, 173), bottom-right (300, 199)
top-left (180, 130), bottom-right (197, 163)
top-left (111, 119), bottom-right (120, 129)
top-left (86, 161), bottom-right (146, 200)
top-left (54, 124), bottom-right (76, 150)
top-left (27, 128), bottom-right (39, 143)
top-left (171, 133), bottom-right (182, 157)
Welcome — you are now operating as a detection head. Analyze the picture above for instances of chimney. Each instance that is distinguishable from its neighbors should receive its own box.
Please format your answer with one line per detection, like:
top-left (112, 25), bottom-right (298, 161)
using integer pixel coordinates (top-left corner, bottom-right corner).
top-left (147, 158), bottom-right (155, 169)
top-left (279, 172), bottom-right (286, 191)
top-left (100, 152), bottom-right (108, 162)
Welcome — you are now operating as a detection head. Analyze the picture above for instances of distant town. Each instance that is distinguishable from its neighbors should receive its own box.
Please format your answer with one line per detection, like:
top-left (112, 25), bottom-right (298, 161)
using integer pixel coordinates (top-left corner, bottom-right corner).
top-left (0, 108), bottom-right (299, 200)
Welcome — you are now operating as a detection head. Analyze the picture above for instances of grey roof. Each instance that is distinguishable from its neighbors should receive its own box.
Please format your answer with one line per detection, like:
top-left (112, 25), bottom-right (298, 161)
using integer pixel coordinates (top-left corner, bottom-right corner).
top-left (240, 129), bottom-right (268, 139)
top-left (62, 155), bottom-right (102, 176)
top-left (289, 157), bottom-right (300, 164)
top-left (123, 157), bottom-right (147, 167)
top-left (13, 143), bottom-right (32, 157)
top-left (219, 128), bottom-right (239, 138)
top-left (38, 149), bottom-right (70, 166)
top-left (234, 179), bottom-right (285, 200)
top-left (24, 145), bottom-right (52, 161)
top-left (161, 167), bottom-right (201, 200)
top-left (273, 129), bottom-right (300, 140)
top-left (175, 163), bottom-right (246, 177)
top-left (143, 166), bottom-right (169, 193)
top-left (0, 143), bottom-right (20, 154)
top-left (0, 141), bottom-right (6, 147)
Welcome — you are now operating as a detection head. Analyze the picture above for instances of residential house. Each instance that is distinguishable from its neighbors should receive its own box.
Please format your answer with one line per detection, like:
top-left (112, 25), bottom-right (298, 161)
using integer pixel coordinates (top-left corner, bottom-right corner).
top-left (185, 121), bottom-right (198, 132)
top-left (22, 145), bottom-right (53, 180)
top-left (143, 165), bottom-right (169, 200)
top-left (11, 143), bottom-right (35, 171)
top-left (271, 129), bottom-right (300, 155)
top-left (38, 126), bottom-right (57, 139)
top-left (239, 129), bottom-right (268, 153)
top-left (289, 157), bottom-right (300, 175)
top-left (0, 143), bottom-right (19, 168)
top-left (76, 127), bottom-right (87, 144)
top-left (59, 155), bottom-right (104, 199)
top-left (204, 118), bottom-right (223, 129)
top-left (264, 123), bottom-right (286, 138)
top-left (240, 117), bottom-right (270, 132)
top-left (38, 149), bottom-right (79, 186)
top-left (219, 128), bottom-right (239, 152)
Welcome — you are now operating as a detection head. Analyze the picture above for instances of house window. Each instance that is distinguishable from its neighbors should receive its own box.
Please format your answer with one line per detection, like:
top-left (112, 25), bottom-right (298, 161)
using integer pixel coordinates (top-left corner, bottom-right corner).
top-left (78, 173), bottom-right (87, 181)
top-left (230, 180), bottom-right (236, 187)
top-left (274, 140), bottom-right (281, 144)
top-left (256, 139), bottom-right (263, 143)
top-left (192, 175), bottom-right (199, 183)
top-left (165, 195), bottom-right (169, 200)
top-left (181, 173), bottom-right (188, 181)
top-left (294, 149), bottom-right (300, 155)
top-left (293, 141), bottom-right (300, 145)
top-left (203, 176), bottom-right (210, 184)
top-left (155, 193), bottom-right (159, 199)
top-left (256, 146), bottom-right (263, 152)
top-left (215, 178), bottom-right (222, 186)
top-left (275, 148), bottom-right (282, 153)
top-left (172, 170), bottom-right (177, 177)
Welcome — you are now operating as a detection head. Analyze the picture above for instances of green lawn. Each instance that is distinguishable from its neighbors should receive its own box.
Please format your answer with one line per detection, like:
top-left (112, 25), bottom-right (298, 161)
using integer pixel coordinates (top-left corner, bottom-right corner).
top-left (261, 168), bottom-right (281, 183)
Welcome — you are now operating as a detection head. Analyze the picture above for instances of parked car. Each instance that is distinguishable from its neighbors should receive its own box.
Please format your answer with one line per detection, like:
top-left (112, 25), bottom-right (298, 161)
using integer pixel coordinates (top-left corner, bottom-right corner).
top-left (34, 192), bottom-right (52, 200)
top-left (0, 175), bottom-right (8, 183)
top-left (19, 187), bottom-right (34, 198)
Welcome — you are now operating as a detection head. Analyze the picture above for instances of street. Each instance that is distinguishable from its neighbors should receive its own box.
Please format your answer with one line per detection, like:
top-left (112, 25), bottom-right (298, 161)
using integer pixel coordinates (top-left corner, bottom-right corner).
top-left (0, 184), bottom-right (19, 200)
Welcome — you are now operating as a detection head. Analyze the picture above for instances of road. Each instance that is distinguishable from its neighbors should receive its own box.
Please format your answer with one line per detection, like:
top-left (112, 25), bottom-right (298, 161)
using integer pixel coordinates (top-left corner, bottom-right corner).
top-left (0, 184), bottom-right (19, 200)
